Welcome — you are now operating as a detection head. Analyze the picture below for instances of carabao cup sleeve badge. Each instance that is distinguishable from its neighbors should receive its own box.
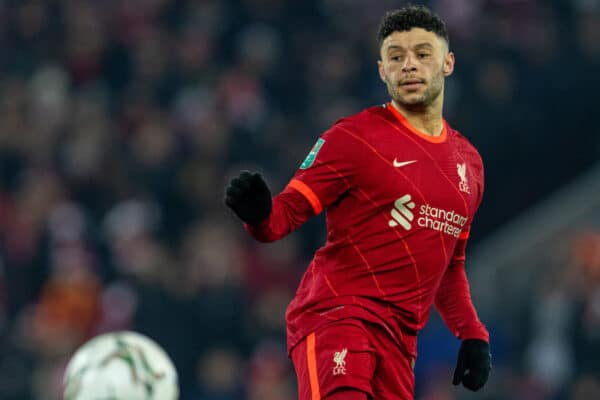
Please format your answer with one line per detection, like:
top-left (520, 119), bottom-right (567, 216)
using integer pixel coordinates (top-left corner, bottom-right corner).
top-left (300, 138), bottom-right (325, 169)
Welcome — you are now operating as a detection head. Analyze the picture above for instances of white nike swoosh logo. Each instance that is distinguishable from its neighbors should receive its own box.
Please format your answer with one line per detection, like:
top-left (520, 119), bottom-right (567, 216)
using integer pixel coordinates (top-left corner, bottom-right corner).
top-left (393, 159), bottom-right (417, 168)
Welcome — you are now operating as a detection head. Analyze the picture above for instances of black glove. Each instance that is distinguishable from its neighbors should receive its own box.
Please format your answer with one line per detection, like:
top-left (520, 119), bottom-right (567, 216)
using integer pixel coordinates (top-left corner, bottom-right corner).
top-left (224, 171), bottom-right (272, 225)
top-left (452, 339), bottom-right (491, 391)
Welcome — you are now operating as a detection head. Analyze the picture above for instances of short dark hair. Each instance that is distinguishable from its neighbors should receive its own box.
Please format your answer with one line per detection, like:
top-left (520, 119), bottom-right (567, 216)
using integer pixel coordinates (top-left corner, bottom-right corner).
top-left (377, 5), bottom-right (449, 48)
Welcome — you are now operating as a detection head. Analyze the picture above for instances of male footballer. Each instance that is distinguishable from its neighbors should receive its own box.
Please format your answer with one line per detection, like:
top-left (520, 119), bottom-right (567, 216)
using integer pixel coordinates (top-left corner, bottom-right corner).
top-left (225, 5), bottom-right (491, 399)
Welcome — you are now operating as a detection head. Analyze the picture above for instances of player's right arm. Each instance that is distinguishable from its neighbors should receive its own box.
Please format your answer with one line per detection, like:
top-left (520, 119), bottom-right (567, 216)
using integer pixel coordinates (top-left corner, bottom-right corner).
top-left (224, 171), bottom-right (315, 242)
top-left (224, 123), bottom-right (358, 242)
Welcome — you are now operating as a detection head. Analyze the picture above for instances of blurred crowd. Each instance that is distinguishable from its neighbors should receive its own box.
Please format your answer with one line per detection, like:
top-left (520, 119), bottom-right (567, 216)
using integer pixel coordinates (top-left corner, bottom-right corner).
top-left (0, 0), bottom-right (599, 399)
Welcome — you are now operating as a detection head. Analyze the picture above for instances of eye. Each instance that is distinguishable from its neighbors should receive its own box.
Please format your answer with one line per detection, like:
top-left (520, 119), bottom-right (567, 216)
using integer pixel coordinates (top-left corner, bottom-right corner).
top-left (418, 53), bottom-right (430, 59)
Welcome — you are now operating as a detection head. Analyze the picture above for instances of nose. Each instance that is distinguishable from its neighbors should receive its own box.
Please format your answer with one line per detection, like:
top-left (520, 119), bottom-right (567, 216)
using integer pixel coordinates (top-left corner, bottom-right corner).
top-left (402, 54), bottom-right (418, 72)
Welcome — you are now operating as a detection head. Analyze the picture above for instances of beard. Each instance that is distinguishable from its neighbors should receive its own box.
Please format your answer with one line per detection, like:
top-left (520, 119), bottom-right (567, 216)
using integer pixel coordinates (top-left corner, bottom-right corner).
top-left (385, 68), bottom-right (444, 110)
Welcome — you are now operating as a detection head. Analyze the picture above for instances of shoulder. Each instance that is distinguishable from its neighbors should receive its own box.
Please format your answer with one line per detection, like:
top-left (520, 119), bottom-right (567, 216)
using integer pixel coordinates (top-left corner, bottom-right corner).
top-left (448, 124), bottom-right (485, 204)
top-left (313, 106), bottom-right (385, 158)
top-left (447, 125), bottom-right (483, 167)
top-left (322, 105), bottom-right (389, 148)
top-left (330, 104), bottom-right (388, 132)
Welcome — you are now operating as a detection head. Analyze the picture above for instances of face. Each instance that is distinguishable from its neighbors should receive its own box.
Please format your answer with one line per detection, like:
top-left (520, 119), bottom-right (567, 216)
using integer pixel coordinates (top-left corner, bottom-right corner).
top-left (378, 28), bottom-right (454, 109)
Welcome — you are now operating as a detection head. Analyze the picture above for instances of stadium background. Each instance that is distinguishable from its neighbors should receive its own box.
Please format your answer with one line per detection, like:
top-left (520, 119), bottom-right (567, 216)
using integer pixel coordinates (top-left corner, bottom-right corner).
top-left (0, 0), bottom-right (599, 399)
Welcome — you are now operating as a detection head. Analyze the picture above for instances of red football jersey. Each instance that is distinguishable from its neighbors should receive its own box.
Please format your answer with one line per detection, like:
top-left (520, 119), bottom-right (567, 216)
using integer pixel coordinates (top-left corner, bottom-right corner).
top-left (246, 103), bottom-right (489, 357)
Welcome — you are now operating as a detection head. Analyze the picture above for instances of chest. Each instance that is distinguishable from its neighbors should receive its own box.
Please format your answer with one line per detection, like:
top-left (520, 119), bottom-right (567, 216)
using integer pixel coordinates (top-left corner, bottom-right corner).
top-left (352, 132), bottom-right (479, 220)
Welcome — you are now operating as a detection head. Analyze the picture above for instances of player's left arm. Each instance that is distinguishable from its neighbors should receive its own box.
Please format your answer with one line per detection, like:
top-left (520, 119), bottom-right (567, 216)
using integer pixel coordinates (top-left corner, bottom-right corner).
top-left (435, 233), bottom-right (491, 391)
top-left (436, 151), bottom-right (491, 391)
top-left (436, 150), bottom-right (488, 342)
top-left (434, 233), bottom-right (489, 342)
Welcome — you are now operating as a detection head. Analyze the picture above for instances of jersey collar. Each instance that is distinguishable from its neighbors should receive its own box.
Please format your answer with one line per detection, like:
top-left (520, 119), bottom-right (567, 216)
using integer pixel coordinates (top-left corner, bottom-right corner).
top-left (386, 102), bottom-right (447, 144)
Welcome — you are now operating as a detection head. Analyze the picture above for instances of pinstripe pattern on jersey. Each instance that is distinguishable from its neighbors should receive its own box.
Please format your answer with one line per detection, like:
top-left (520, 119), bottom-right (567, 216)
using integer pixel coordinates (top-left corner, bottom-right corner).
top-left (373, 109), bottom-right (473, 263)
top-left (314, 128), bottom-right (425, 324)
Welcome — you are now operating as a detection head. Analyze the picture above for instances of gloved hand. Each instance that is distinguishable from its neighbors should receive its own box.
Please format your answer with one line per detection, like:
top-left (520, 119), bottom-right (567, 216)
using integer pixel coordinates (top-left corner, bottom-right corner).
top-left (224, 171), bottom-right (272, 225)
top-left (452, 339), bottom-right (491, 391)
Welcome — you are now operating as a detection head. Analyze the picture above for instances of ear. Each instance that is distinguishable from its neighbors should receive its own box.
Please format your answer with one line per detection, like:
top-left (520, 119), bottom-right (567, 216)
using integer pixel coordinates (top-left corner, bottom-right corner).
top-left (443, 51), bottom-right (455, 77)
top-left (378, 60), bottom-right (386, 83)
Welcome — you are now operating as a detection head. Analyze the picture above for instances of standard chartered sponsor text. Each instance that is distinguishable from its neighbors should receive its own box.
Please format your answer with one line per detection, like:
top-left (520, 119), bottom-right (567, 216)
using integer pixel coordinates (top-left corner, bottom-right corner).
top-left (417, 204), bottom-right (467, 238)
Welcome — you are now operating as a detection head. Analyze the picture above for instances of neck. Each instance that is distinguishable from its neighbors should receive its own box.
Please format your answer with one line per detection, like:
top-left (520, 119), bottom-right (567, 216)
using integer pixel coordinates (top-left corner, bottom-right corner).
top-left (391, 95), bottom-right (444, 137)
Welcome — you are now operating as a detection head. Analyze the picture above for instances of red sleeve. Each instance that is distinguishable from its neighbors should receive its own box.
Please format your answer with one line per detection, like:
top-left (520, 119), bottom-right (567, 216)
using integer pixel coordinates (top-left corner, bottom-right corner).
top-left (246, 123), bottom-right (359, 242)
top-left (244, 183), bottom-right (314, 243)
top-left (246, 120), bottom-right (361, 242)
top-left (435, 232), bottom-right (489, 342)
top-left (290, 123), bottom-right (359, 211)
